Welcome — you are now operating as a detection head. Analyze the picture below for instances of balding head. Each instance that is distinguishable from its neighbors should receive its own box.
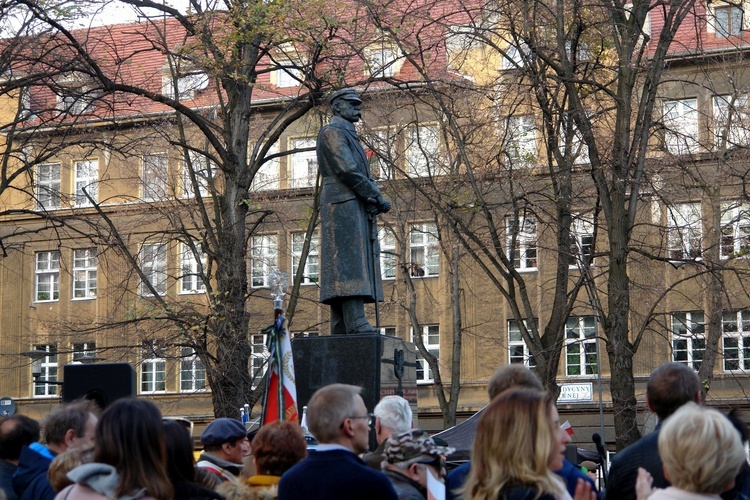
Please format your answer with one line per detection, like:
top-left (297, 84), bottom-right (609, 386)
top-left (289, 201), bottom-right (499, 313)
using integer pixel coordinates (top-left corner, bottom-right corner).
top-left (0, 415), bottom-right (40, 462)
top-left (646, 362), bottom-right (701, 420)
top-left (488, 364), bottom-right (544, 400)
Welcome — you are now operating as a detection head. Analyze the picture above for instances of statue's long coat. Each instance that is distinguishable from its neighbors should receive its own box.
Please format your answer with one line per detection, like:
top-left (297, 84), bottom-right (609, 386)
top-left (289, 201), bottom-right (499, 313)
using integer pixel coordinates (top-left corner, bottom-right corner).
top-left (316, 115), bottom-right (384, 304)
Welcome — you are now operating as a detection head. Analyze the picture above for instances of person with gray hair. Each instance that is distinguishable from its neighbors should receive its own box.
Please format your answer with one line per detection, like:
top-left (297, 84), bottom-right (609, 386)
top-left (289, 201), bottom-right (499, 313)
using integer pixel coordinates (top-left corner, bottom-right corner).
top-left (364, 396), bottom-right (413, 470)
top-left (278, 383), bottom-right (397, 500)
top-left (635, 403), bottom-right (746, 499)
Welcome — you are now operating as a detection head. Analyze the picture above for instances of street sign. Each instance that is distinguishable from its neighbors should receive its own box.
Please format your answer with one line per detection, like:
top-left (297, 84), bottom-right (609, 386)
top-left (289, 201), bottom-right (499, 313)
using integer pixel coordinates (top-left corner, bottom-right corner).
top-left (0, 397), bottom-right (15, 417)
top-left (558, 383), bottom-right (594, 402)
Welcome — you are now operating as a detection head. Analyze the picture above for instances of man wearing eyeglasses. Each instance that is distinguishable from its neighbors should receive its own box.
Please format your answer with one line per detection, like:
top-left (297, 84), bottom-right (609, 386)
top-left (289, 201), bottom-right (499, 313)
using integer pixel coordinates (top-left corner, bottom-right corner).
top-left (382, 429), bottom-right (454, 500)
top-left (278, 383), bottom-right (397, 500)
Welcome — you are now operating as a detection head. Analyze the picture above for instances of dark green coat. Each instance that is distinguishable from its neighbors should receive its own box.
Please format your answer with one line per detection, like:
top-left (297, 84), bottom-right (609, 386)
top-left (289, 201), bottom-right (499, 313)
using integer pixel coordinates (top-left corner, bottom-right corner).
top-left (316, 115), bottom-right (384, 304)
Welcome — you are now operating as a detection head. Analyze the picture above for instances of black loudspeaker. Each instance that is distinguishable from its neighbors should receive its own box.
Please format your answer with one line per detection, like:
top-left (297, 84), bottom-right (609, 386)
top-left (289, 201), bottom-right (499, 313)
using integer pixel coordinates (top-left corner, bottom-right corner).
top-left (63, 363), bottom-right (137, 408)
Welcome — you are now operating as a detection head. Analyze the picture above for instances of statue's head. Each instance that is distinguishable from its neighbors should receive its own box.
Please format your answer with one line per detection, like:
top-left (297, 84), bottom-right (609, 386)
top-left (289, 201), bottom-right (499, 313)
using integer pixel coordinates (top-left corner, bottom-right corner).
top-left (327, 89), bottom-right (362, 123)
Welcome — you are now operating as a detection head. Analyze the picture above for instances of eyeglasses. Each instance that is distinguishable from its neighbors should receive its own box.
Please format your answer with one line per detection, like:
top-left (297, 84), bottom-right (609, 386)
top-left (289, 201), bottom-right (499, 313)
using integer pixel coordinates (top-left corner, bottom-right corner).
top-left (340, 412), bottom-right (375, 428)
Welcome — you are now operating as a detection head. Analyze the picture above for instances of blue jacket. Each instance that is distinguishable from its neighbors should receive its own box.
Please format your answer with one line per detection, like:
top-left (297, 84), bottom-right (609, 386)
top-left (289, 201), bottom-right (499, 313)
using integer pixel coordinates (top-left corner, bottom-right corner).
top-left (12, 443), bottom-right (55, 500)
top-left (278, 448), bottom-right (397, 500)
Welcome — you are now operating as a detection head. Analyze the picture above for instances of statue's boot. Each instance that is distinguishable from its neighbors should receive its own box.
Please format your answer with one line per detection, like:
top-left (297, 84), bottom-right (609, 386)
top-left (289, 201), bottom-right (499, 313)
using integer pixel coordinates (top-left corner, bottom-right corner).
top-left (342, 299), bottom-right (378, 334)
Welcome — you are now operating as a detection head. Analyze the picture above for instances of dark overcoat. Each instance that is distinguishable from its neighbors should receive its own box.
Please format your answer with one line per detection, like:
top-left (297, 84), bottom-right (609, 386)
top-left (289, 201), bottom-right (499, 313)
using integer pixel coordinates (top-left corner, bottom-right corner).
top-left (316, 115), bottom-right (384, 304)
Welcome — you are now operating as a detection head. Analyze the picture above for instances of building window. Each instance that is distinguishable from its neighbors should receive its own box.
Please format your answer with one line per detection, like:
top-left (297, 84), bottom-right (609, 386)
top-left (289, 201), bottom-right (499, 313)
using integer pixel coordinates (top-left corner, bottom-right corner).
top-left (251, 235), bottom-right (277, 288)
top-left (289, 138), bottom-right (317, 188)
top-left (141, 343), bottom-right (167, 394)
top-left (721, 202), bottom-right (750, 259)
top-left (506, 115), bottom-right (537, 167)
top-left (722, 310), bottom-right (750, 371)
top-left (409, 223), bottom-right (439, 277)
top-left (507, 215), bottom-right (537, 270)
top-left (715, 5), bottom-right (743, 37)
top-left (672, 311), bottom-right (705, 371)
top-left (508, 319), bottom-right (536, 367)
top-left (381, 327), bottom-right (397, 336)
top-left (291, 232), bottom-right (319, 284)
top-left (559, 114), bottom-right (590, 165)
top-left (411, 325), bottom-right (440, 384)
top-left (72, 249), bottom-right (97, 299)
top-left (180, 347), bottom-right (206, 392)
top-left (663, 98), bottom-right (699, 155)
top-left (251, 142), bottom-right (279, 191)
top-left (74, 159), bottom-right (98, 207)
top-left (713, 94), bottom-right (750, 149)
top-left (367, 45), bottom-right (401, 77)
top-left (163, 71), bottom-right (209, 100)
top-left (565, 316), bottom-right (598, 376)
top-left (405, 125), bottom-right (441, 178)
top-left (501, 42), bottom-right (530, 69)
top-left (251, 333), bottom-right (269, 388)
top-left (142, 153), bottom-right (168, 202)
top-left (180, 243), bottom-right (206, 294)
top-left (140, 243), bottom-right (167, 296)
top-left (667, 203), bottom-right (702, 261)
top-left (570, 214), bottom-right (594, 268)
top-left (33, 344), bottom-right (58, 397)
top-left (72, 342), bottom-right (96, 363)
top-left (182, 152), bottom-right (212, 198)
top-left (379, 227), bottom-right (397, 280)
top-left (56, 86), bottom-right (96, 115)
top-left (35, 251), bottom-right (60, 302)
top-left (36, 163), bottom-right (61, 210)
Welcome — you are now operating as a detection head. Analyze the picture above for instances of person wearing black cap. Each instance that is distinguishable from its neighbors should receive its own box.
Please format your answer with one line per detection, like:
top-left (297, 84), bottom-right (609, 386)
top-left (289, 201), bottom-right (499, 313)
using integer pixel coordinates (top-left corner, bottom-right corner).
top-left (316, 88), bottom-right (391, 335)
top-left (196, 418), bottom-right (249, 484)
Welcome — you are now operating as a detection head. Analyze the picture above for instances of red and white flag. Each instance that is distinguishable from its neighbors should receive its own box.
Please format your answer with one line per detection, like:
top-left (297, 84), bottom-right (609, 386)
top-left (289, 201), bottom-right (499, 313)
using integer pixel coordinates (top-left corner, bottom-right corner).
top-left (262, 325), bottom-right (298, 424)
top-left (561, 420), bottom-right (574, 436)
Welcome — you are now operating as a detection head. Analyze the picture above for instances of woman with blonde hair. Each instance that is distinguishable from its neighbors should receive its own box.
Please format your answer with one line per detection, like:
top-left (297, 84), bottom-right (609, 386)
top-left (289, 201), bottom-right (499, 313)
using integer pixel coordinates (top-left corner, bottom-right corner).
top-left (462, 389), bottom-right (594, 500)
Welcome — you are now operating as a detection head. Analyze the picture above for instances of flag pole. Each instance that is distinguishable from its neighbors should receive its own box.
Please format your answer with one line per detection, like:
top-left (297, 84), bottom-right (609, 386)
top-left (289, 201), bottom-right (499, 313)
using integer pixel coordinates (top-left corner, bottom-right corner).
top-left (269, 269), bottom-right (289, 423)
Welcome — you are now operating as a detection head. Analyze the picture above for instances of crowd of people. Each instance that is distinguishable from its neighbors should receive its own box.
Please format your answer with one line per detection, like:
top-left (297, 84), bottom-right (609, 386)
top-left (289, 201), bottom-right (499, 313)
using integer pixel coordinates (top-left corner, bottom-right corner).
top-left (0, 361), bottom-right (748, 499)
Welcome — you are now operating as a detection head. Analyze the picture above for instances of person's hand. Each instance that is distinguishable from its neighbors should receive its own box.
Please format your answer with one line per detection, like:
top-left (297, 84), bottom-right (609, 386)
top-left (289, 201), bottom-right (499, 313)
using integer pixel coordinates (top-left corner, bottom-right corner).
top-left (635, 467), bottom-right (654, 500)
top-left (573, 478), bottom-right (596, 500)
top-left (367, 203), bottom-right (380, 215)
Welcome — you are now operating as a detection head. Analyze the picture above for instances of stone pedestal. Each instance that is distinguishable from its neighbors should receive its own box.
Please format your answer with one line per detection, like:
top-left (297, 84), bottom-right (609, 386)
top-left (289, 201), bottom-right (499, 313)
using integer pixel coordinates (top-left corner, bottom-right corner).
top-left (292, 333), bottom-right (418, 447)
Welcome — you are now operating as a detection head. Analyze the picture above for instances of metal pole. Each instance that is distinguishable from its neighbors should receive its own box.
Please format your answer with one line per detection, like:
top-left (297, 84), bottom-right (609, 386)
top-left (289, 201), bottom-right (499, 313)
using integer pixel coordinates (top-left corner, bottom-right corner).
top-left (370, 212), bottom-right (381, 330)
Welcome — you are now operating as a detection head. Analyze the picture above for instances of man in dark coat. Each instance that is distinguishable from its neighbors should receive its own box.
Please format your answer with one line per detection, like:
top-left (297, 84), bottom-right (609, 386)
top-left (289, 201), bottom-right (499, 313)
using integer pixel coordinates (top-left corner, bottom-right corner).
top-left (604, 362), bottom-right (701, 499)
top-left (316, 89), bottom-right (391, 334)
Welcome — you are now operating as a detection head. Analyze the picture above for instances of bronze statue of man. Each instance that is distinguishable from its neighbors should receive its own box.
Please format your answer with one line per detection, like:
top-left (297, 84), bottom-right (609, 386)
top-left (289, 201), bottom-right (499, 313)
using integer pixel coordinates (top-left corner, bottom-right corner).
top-left (316, 89), bottom-right (391, 334)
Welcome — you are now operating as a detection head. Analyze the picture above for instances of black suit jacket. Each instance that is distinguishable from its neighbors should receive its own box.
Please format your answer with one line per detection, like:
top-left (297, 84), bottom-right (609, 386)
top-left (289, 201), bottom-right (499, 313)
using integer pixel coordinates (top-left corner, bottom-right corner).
top-left (604, 425), bottom-right (669, 500)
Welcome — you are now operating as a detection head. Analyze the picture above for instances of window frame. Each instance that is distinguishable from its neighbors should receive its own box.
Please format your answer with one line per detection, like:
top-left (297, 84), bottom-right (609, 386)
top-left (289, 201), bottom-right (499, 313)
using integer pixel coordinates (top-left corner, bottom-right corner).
top-left (140, 243), bottom-right (168, 297)
top-left (180, 346), bottom-right (207, 392)
top-left (720, 202), bottom-right (750, 259)
top-left (72, 342), bottom-right (97, 363)
top-left (508, 319), bottom-right (536, 367)
top-left (409, 223), bottom-right (439, 277)
top-left (74, 159), bottom-right (98, 207)
top-left (32, 344), bottom-right (58, 398)
top-left (379, 227), bottom-right (397, 280)
top-left (72, 248), bottom-right (97, 300)
top-left (179, 242), bottom-right (206, 294)
top-left (36, 163), bottom-right (61, 210)
top-left (291, 232), bottom-right (319, 285)
top-left (140, 343), bottom-right (167, 394)
top-left (250, 235), bottom-right (278, 288)
top-left (411, 325), bottom-right (440, 384)
top-left (251, 142), bottom-right (280, 191)
top-left (713, 94), bottom-right (750, 149)
top-left (405, 125), bottom-right (441, 178)
top-left (141, 153), bottom-right (169, 202)
top-left (506, 215), bottom-right (538, 271)
top-left (570, 214), bottom-right (595, 269)
top-left (663, 98), bottom-right (699, 155)
top-left (289, 138), bottom-right (317, 189)
top-left (565, 316), bottom-right (599, 376)
top-left (505, 115), bottom-right (537, 167)
top-left (35, 251), bottom-right (60, 302)
top-left (667, 203), bottom-right (702, 261)
top-left (671, 311), bottom-right (706, 371)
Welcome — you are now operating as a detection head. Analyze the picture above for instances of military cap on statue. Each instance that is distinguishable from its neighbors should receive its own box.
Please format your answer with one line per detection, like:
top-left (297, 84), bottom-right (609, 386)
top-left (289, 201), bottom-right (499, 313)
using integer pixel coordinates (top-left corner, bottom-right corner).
top-left (326, 88), bottom-right (363, 105)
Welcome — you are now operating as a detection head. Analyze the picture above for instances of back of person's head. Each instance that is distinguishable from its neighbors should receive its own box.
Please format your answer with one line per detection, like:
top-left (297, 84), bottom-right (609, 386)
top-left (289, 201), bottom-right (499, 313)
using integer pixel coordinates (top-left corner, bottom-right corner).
top-left (487, 364), bottom-right (544, 400)
top-left (373, 396), bottom-right (412, 433)
top-left (0, 414), bottom-right (40, 460)
top-left (658, 403), bottom-right (746, 494)
top-left (43, 401), bottom-right (94, 447)
top-left (646, 362), bottom-right (700, 420)
top-left (251, 421), bottom-right (307, 476)
top-left (307, 383), bottom-right (361, 443)
top-left (95, 398), bottom-right (172, 500)
top-left (163, 419), bottom-right (197, 484)
top-left (463, 388), bottom-right (563, 500)
top-left (48, 445), bottom-right (94, 492)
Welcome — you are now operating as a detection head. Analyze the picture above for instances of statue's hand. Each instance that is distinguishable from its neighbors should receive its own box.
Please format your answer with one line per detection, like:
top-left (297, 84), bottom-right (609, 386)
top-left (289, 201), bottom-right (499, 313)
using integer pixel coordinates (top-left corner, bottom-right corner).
top-left (376, 195), bottom-right (391, 214)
